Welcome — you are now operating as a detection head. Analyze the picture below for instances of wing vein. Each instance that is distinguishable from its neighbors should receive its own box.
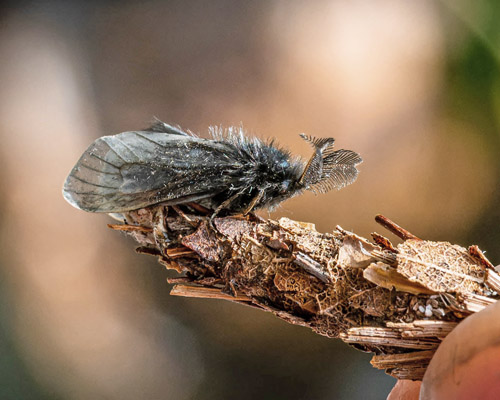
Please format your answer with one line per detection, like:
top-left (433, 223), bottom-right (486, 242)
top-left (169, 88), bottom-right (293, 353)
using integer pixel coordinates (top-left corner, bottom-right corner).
top-left (69, 173), bottom-right (120, 189)
top-left (133, 132), bottom-right (167, 148)
top-left (115, 138), bottom-right (142, 160)
top-left (89, 153), bottom-right (121, 169)
top-left (105, 145), bottom-right (126, 162)
top-left (79, 162), bottom-right (121, 176)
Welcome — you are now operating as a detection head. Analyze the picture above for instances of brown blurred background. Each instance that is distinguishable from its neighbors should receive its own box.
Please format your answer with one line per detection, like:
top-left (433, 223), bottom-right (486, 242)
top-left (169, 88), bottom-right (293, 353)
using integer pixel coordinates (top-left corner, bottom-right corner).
top-left (0, 1), bottom-right (499, 399)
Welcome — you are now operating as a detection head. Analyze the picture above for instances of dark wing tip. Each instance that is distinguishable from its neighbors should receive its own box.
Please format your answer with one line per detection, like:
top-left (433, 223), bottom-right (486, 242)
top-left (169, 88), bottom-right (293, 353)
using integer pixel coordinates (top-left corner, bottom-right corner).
top-left (62, 170), bottom-right (117, 212)
top-left (62, 135), bottom-right (126, 213)
top-left (62, 182), bottom-right (83, 210)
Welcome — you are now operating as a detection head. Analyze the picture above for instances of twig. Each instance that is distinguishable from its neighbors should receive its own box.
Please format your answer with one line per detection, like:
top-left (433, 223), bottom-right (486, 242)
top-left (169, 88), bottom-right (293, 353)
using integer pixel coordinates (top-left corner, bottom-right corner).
top-left (109, 206), bottom-right (497, 380)
top-left (375, 214), bottom-right (420, 241)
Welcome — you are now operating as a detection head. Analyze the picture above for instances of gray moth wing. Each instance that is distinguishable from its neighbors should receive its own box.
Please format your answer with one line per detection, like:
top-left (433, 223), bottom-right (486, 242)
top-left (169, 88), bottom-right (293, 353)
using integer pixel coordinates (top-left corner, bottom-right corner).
top-left (63, 128), bottom-right (242, 212)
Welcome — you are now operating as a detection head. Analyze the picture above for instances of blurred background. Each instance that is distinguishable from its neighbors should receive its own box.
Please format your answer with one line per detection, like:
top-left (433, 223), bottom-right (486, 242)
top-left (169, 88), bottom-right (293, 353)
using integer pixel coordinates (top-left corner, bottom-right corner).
top-left (0, 0), bottom-right (499, 399)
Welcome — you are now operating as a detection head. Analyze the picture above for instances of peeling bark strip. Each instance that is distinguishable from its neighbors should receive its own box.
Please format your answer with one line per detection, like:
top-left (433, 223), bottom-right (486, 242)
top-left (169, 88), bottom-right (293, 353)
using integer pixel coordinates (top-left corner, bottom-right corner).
top-left (108, 206), bottom-right (499, 380)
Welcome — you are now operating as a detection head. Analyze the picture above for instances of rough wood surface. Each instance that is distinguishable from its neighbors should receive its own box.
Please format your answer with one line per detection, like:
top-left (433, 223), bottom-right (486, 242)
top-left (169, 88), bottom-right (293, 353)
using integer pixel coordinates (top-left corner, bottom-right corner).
top-left (108, 205), bottom-right (499, 380)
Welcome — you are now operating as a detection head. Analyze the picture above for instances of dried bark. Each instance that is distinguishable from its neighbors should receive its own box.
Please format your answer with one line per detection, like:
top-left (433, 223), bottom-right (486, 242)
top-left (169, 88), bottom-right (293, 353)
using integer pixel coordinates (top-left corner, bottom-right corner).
top-left (108, 204), bottom-right (499, 380)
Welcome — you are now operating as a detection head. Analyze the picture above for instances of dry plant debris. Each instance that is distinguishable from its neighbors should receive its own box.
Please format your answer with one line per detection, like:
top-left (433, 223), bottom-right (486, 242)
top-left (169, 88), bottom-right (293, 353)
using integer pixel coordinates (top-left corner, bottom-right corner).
top-left (108, 205), bottom-right (499, 380)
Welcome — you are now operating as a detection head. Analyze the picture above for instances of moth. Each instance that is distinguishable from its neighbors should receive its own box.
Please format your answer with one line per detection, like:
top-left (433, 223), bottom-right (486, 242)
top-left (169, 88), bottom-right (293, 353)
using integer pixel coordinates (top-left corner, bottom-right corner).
top-left (63, 119), bottom-right (362, 215)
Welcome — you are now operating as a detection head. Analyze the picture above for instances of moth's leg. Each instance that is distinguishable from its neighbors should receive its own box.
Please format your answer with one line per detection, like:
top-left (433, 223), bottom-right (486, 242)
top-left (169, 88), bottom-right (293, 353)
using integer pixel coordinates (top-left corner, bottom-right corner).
top-left (243, 189), bottom-right (264, 215)
top-left (186, 202), bottom-right (211, 215)
top-left (171, 205), bottom-right (198, 227)
top-left (210, 190), bottom-right (244, 222)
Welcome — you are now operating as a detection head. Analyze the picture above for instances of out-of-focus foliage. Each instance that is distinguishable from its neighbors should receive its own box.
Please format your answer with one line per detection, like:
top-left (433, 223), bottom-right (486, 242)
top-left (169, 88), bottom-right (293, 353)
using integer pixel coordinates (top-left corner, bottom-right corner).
top-left (439, 1), bottom-right (500, 257)
top-left (0, 1), bottom-right (498, 399)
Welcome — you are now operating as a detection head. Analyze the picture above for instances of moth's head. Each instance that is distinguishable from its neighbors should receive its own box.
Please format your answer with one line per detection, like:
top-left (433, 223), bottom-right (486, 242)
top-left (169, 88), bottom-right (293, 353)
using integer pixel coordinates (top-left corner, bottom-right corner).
top-left (298, 134), bottom-right (363, 194)
top-left (254, 155), bottom-right (305, 210)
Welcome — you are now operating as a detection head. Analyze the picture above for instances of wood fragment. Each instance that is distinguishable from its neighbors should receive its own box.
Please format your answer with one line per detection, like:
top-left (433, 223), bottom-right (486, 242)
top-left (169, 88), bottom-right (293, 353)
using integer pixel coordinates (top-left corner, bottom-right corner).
top-left (363, 263), bottom-right (435, 295)
top-left (294, 252), bottom-right (331, 283)
top-left (375, 214), bottom-right (420, 241)
top-left (170, 284), bottom-right (252, 302)
top-left (165, 247), bottom-right (196, 258)
top-left (135, 246), bottom-right (161, 256)
top-left (486, 269), bottom-right (500, 293)
top-left (397, 240), bottom-right (486, 295)
top-left (469, 245), bottom-right (495, 269)
top-left (107, 223), bottom-right (153, 233)
top-left (340, 327), bottom-right (440, 350)
top-left (385, 321), bottom-right (457, 339)
top-left (371, 350), bottom-right (435, 380)
top-left (387, 366), bottom-right (429, 381)
top-left (462, 293), bottom-right (497, 313)
top-left (371, 350), bottom-right (435, 368)
top-left (371, 232), bottom-right (397, 253)
top-left (166, 277), bottom-right (193, 284)
top-left (337, 228), bottom-right (381, 268)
